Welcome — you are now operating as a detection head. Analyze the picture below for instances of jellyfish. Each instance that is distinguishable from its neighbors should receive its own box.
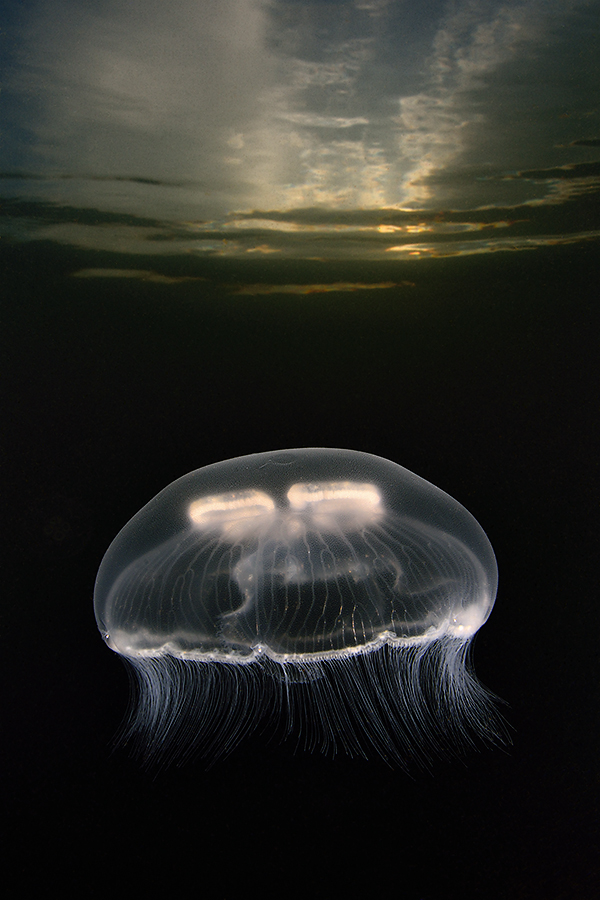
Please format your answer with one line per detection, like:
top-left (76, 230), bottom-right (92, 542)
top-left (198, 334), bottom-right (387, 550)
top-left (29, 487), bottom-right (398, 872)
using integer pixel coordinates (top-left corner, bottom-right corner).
top-left (94, 448), bottom-right (505, 768)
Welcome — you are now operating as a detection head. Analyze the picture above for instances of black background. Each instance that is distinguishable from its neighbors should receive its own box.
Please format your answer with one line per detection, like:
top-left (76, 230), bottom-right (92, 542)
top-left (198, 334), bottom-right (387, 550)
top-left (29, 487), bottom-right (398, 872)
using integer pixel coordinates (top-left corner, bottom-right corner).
top-left (3, 240), bottom-right (598, 898)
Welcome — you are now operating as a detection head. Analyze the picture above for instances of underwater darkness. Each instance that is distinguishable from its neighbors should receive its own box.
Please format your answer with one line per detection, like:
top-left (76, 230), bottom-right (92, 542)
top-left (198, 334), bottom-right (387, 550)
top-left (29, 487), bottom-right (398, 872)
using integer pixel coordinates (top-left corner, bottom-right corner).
top-left (3, 238), bottom-right (599, 897)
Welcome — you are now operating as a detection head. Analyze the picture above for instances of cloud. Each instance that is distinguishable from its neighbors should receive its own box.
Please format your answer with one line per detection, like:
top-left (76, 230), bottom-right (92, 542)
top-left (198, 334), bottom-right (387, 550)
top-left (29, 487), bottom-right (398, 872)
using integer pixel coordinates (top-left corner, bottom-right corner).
top-left (2, 0), bottom-right (597, 218)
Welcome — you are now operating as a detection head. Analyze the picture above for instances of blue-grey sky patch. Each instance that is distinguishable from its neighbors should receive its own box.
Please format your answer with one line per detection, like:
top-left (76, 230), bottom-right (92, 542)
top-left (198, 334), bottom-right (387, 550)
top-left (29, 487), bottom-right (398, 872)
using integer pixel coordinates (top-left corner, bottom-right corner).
top-left (1, 0), bottom-right (599, 254)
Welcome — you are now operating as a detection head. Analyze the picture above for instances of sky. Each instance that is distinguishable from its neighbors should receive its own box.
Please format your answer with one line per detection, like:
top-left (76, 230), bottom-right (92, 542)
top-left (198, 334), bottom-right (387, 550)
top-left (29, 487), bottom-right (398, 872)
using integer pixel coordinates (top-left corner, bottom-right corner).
top-left (1, 0), bottom-right (599, 240)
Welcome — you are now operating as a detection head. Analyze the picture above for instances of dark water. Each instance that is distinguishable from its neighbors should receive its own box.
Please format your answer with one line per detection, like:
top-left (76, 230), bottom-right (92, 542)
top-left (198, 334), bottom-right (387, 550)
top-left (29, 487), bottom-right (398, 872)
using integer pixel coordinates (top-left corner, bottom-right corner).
top-left (2, 1), bottom-right (599, 897)
top-left (4, 238), bottom-right (598, 897)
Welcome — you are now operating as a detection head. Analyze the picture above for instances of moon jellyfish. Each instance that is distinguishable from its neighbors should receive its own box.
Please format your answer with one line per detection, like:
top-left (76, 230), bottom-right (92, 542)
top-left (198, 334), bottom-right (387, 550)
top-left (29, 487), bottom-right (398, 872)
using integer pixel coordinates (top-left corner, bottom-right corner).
top-left (94, 448), bottom-right (505, 768)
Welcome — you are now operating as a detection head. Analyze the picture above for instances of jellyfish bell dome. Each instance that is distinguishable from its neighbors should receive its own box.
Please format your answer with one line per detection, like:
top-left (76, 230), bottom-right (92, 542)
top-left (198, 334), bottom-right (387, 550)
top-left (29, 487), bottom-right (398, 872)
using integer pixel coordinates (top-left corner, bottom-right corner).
top-left (95, 448), bottom-right (497, 659)
top-left (94, 449), bottom-right (505, 767)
